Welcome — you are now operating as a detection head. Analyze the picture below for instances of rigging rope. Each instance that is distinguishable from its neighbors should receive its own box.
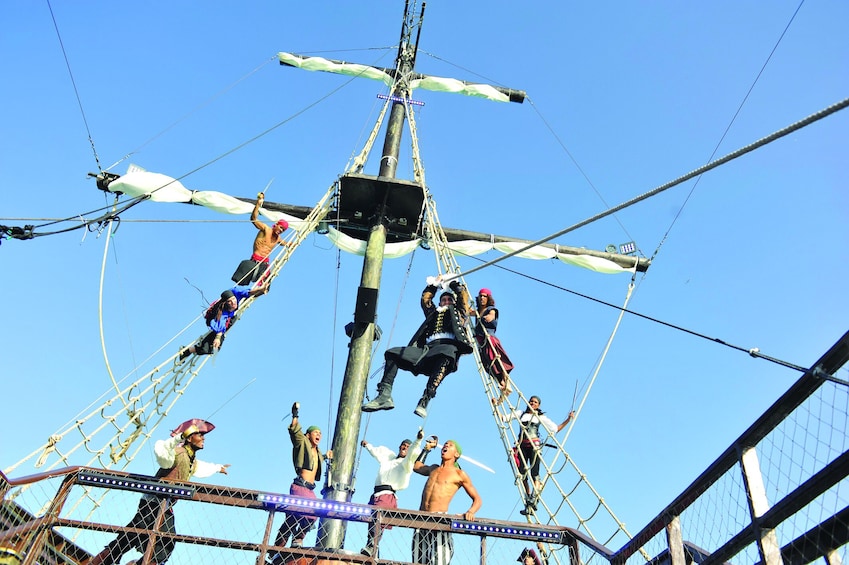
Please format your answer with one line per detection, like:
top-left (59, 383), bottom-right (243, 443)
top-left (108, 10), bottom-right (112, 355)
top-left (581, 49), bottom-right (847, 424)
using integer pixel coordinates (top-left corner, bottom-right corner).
top-left (97, 200), bottom-right (129, 403)
top-left (645, 0), bottom-right (807, 268)
top-left (46, 0), bottom-right (102, 173)
top-left (457, 249), bottom-right (809, 373)
top-left (158, 50), bottom-right (397, 197)
top-left (0, 195), bottom-right (149, 241)
top-left (104, 56), bottom-right (278, 172)
top-left (327, 195), bottom-right (343, 442)
top-left (526, 95), bottom-right (640, 252)
top-left (454, 96), bottom-right (849, 282)
top-left (1, 53), bottom-right (392, 244)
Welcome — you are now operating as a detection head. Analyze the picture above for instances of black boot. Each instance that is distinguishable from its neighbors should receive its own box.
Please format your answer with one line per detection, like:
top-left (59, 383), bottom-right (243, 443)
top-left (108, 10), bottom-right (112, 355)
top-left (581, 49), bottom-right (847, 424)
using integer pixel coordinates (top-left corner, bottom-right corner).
top-left (413, 393), bottom-right (432, 418)
top-left (363, 362), bottom-right (397, 412)
top-left (519, 497), bottom-right (537, 516)
top-left (363, 383), bottom-right (394, 412)
top-left (414, 360), bottom-right (451, 418)
top-left (175, 345), bottom-right (192, 366)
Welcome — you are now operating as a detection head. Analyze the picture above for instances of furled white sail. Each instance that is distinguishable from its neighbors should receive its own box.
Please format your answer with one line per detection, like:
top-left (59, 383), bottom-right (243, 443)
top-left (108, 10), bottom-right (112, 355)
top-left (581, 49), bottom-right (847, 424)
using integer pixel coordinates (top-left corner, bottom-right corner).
top-left (277, 52), bottom-right (521, 103)
top-left (106, 168), bottom-right (629, 273)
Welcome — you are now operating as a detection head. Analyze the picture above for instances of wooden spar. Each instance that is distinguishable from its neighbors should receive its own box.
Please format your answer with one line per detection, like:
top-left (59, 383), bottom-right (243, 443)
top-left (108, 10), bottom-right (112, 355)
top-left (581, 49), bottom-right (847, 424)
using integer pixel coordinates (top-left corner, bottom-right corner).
top-left (248, 199), bottom-right (650, 272)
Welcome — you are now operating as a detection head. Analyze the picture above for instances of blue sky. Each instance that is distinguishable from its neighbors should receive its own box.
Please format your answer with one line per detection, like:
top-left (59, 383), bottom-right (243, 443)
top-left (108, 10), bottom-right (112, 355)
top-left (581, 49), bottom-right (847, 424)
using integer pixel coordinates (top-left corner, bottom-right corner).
top-left (1, 0), bottom-right (847, 556)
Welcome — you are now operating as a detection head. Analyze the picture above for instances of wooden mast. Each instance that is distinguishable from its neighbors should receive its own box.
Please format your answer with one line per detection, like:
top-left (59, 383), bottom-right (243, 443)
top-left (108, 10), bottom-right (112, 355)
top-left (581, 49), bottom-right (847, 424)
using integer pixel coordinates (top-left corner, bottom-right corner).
top-left (316, 0), bottom-right (425, 550)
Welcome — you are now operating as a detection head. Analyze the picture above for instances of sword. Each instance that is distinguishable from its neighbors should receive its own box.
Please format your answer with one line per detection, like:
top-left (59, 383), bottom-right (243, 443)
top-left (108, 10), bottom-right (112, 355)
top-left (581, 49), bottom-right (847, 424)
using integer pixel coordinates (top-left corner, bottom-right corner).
top-left (259, 178), bottom-right (275, 197)
top-left (436, 442), bottom-right (495, 474)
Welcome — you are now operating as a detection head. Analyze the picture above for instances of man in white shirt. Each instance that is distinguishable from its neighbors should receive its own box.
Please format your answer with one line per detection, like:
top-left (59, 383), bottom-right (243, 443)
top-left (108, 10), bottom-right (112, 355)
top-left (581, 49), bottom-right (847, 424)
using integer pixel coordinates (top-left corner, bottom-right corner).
top-left (359, 428), bottom-right (425, 557)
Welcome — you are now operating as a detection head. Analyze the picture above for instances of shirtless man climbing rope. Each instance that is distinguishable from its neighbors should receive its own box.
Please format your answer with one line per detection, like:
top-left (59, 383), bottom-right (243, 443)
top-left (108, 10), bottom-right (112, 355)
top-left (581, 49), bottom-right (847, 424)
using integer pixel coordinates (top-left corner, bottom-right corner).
top-left (231, 191), bottom-right (291, 286)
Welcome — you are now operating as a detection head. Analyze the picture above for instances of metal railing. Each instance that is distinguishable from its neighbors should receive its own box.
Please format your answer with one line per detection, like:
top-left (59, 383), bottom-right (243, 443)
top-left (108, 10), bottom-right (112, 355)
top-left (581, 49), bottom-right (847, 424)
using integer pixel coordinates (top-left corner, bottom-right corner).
top-left (2, 330), bottom-right (847, 565)
top-left (0, 466), bottom-right (578, 564)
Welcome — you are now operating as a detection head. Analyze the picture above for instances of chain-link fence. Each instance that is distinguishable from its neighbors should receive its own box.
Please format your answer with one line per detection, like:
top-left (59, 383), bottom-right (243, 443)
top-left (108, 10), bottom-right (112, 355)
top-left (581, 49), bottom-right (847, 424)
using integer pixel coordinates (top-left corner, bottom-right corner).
top-left (612, 331), bottom-right (849, 565)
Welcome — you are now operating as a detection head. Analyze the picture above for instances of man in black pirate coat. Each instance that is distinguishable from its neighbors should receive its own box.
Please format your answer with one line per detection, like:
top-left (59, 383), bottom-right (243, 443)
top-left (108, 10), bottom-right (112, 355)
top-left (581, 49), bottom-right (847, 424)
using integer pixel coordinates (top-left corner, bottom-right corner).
top-left (363, 274), bottom-right (473, 418)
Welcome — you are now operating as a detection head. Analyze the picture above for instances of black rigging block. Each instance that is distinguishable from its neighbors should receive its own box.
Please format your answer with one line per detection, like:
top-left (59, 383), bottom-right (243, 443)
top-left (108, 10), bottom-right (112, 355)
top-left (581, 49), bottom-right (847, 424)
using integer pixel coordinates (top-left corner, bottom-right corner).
top-left (91, 171), bottom-right (121, 193)
top-left (4, 225), bottom-right (35, 240)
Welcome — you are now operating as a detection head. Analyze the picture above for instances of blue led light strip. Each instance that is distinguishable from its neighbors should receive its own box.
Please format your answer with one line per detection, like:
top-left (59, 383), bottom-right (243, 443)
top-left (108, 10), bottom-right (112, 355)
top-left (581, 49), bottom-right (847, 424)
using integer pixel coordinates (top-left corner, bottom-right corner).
top-left (450, 520), bottom-right (564, 543)
top-left (256, 493), bottom-right (372, 520)
top-left (377, 93), bottom-right (425, 106)
top-left (77, 472), bottom-right (195, 499)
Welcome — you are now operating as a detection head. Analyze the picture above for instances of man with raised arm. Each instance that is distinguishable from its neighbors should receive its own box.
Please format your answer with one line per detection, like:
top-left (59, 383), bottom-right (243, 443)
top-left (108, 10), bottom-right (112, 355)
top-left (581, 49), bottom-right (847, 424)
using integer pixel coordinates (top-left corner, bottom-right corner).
top-left (503, 395), bottom-right (574, 515)
top-left (270, 402), bottom-right (332, 561)
top-left (231, 191), bottom-right (290, 286)
top-left (411, 437), bottom-right (482, 564)
top-left (359, 428), bottom-right (425, 557)
top-left (363, 274), bottom-right (473, 418)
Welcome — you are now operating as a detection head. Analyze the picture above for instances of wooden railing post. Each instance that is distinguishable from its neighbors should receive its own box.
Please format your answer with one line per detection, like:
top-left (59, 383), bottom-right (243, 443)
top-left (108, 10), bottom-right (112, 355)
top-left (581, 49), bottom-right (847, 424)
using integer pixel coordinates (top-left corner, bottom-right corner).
top-left (740, 446), bottom-right (783, 565)
top-left (665, 515), bottom-right (686, 565)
